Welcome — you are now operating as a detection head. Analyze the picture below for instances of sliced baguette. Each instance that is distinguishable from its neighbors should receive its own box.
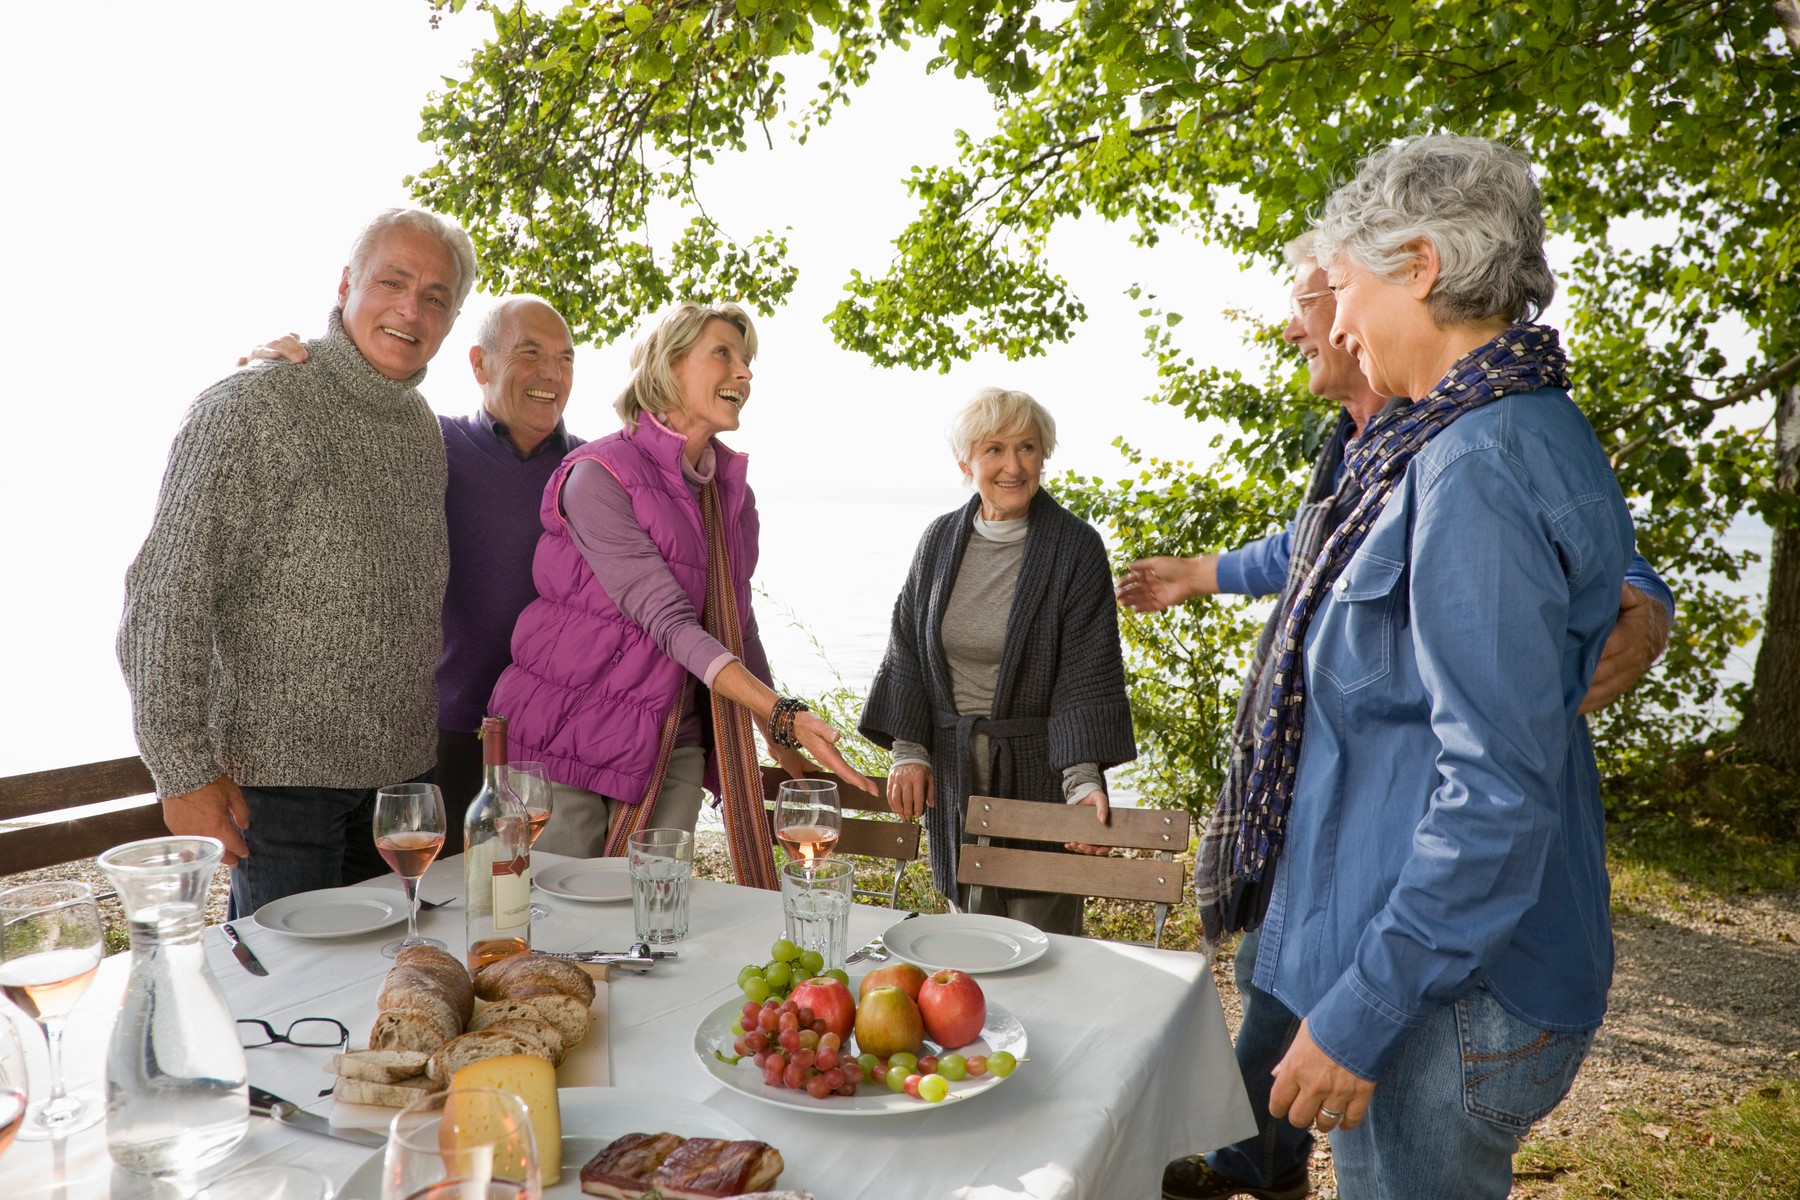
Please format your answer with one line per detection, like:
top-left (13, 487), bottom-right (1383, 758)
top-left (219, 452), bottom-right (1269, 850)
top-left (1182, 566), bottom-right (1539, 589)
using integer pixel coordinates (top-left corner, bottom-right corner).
top-left (485, 1017), bottom-right (564, 1066)
top-left (427, 1029), bottom-right (540, 1085)
top-left (370, 1009), bottom-right (459, 1054)
top-left (523, 993), bottom-right (592, 1048)
top-left (327, 1049), bottom-right (430, 1083)
top-left (332, 1073), bottom-right (435, 1107)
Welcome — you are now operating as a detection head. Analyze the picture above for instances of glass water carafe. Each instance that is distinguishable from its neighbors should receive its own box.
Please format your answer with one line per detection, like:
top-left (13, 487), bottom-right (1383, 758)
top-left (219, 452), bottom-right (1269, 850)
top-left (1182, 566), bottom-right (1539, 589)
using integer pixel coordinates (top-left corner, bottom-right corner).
top-left (96, 836), bottom-right (248, 1176)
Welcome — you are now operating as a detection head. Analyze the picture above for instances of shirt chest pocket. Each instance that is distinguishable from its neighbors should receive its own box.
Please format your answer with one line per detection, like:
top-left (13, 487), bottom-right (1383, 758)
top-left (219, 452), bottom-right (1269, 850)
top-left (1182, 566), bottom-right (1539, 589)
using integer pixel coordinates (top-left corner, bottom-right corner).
top-left (1308, 551), bottom-right (1406, 694)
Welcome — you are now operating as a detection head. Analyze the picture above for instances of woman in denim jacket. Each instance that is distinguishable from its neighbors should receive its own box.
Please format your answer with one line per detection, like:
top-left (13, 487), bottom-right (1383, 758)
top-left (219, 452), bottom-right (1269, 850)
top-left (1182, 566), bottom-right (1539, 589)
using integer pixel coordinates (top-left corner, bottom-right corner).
top-left (1241, 136), bottom-right (1638, 1198)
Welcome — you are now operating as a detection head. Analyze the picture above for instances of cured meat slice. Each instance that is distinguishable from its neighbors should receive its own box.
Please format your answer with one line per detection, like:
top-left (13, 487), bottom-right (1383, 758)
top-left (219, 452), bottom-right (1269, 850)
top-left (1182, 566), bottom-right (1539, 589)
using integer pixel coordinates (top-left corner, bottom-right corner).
top-left (579, 1131), bottom-right (686, 1199)
top-left (649, 1138), bottom-right (785, 1199)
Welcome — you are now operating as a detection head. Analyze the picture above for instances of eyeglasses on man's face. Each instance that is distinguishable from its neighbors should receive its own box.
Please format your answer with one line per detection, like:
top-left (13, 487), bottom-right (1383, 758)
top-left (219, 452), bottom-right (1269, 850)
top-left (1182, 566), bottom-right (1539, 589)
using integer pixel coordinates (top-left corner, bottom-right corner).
top-left (236, 1017), bottom-right (349, 1050)
top-left (1289, 289), bottom-right (1334, 322)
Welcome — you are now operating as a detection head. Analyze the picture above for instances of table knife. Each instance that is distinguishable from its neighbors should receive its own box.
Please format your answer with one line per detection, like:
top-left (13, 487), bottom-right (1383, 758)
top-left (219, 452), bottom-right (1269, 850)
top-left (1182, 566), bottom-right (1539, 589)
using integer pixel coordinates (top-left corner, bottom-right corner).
top-left (249, 1085), bottom-right (386, 1149)
top-left (222, 923), bottom-right (269, 976)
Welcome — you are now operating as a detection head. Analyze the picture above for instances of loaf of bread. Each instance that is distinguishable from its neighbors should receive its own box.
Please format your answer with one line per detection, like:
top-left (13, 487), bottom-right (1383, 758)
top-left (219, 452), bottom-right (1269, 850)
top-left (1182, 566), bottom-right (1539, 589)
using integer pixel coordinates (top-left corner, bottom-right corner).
top-left (379, 945), bottom-right (475, 1028)
top-left (473, 954), bottom-right (597, 1006)
top-left (370, 1008), bottom-right (462, 1054)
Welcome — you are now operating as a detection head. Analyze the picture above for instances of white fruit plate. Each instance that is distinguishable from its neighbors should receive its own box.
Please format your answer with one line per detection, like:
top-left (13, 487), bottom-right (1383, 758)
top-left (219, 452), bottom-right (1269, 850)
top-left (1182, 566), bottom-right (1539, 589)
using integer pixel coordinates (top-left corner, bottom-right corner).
top-left (692, 995), bottom-right (1027, 1116)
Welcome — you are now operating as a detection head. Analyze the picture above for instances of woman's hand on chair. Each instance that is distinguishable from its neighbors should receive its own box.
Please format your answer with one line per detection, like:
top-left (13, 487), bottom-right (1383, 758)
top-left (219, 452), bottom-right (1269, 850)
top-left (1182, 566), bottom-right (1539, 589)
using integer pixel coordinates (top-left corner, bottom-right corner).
top-left (1064, 789), bottom-right (1112, 855)
top-left (888, 762), bottom-right (935, 819)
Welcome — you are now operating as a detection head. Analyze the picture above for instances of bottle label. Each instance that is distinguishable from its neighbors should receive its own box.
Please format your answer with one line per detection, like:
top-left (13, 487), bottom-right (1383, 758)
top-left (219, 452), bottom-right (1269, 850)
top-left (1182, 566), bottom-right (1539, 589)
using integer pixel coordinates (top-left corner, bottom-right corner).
top-left (465, 841), bottom-right (496, 919)
top-left (492, 853), bottom-right (531, 931)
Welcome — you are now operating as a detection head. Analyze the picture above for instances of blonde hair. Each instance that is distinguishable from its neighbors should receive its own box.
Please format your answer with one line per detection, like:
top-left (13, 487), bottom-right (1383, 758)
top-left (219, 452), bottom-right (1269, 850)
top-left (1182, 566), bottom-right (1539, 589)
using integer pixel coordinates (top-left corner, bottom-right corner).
top-left (614, 302), bottom-right (758, 431)
top-left (949, 387), bottom-right (1058, 481)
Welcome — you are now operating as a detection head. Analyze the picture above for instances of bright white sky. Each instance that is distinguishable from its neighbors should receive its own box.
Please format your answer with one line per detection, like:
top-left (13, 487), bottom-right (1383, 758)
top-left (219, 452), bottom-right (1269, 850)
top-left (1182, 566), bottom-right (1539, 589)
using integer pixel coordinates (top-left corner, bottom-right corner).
top-left (0, 1), bottom-right (1283, 777)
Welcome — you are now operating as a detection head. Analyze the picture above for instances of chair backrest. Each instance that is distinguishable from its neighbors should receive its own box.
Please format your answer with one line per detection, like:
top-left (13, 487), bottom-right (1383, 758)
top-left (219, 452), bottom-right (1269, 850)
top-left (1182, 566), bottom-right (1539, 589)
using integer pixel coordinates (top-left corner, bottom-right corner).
top-left (0, 756), bottom-right (168, 875)
top-left (955, 795), bottom-right (1190, 945)
top-left (759, 767), bottom-right (919, 906)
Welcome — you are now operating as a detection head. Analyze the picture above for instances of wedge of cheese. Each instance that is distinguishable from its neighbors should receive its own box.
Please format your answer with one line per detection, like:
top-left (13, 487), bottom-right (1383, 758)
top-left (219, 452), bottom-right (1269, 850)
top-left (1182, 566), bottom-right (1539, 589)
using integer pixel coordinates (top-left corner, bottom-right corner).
top-left (448, 1054), bottom-right (563, 1187)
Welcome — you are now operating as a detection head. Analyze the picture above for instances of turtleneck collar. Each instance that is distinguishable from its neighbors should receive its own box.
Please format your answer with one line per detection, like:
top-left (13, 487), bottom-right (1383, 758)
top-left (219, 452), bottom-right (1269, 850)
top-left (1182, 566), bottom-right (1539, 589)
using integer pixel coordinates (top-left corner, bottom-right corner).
top-left (308, 307), bottom-right (432, 406)
top-left (973, 511), bottom-right (1029, 544)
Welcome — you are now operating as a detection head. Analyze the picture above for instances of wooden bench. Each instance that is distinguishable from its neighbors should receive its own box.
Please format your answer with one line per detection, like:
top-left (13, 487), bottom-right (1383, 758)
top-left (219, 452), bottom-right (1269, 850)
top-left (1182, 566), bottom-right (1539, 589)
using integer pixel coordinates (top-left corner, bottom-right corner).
top-left (0, 756), bottom-right (167, 876)
top-left (760, 766), bottom-right (919, 907)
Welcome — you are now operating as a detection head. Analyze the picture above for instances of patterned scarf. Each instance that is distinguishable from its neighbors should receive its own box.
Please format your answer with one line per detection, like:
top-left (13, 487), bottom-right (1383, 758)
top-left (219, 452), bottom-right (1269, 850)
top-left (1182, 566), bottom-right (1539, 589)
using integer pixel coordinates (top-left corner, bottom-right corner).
top-left (1232, 324), bottom-right (1570, 890)
top-left (605, 478), bottom-right (779, 890)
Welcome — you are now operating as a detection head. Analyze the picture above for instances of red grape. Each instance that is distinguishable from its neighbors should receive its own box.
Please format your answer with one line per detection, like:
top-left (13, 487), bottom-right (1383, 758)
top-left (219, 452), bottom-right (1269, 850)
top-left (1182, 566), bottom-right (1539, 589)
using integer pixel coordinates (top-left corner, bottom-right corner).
top-left (806, 1074), bottom-right (833, 1099)
top-left (966, 1055), bottom-right (988, 1077)
top-left (784, 1061), bottom-right (807, 1089)
top-left (816, 1047), bottom-right (838, 1071)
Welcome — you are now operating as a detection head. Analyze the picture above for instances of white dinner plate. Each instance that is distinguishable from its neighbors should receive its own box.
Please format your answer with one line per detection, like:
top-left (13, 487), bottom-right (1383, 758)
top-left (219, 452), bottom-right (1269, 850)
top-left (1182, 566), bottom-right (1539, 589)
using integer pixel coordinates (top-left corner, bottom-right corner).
top-left (693, 995), bottom-right (1028, 1116)
top-left (336, 1087), bottom-right (757, 1199)
top-left (879, 913), bottom-right (1050, 974)
top-left (534, 858), bottom-right (632, 903)
top-left (252, 887), bottom-right (407, 939)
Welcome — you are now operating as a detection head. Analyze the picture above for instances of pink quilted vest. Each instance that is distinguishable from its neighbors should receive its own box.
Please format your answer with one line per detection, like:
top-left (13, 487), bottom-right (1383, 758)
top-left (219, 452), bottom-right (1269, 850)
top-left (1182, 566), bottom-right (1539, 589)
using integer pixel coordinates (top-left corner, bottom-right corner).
top-left (488, 417), bottom-right (760, 802)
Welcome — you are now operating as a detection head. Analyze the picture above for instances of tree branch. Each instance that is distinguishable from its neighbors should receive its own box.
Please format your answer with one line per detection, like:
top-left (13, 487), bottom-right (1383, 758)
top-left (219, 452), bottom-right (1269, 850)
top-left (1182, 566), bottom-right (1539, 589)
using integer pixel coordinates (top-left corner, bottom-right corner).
top-left (1609, 349), bottom-right (1800, 467)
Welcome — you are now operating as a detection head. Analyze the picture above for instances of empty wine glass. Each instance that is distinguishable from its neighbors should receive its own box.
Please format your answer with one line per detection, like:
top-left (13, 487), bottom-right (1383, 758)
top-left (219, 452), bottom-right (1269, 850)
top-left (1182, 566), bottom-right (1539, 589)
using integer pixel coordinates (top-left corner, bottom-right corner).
top-left (775, 778), bottom-right (842, 870)
top-left (382, 1087), bottom-right (539, 1200)
top-left (508, 761), bottom-right (553, 919)
top-left (0, 1011), bottom-right (27, 1158)
top-left (374, 782), bottom-right (448, 958)
top-left (0, 881), bottom-right (104, 1138)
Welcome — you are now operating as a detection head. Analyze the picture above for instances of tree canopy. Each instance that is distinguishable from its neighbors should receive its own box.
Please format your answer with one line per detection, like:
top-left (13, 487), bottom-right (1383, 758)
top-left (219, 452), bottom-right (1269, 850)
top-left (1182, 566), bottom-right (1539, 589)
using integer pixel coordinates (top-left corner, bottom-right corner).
top-left (414, 0), bottom-right (1800, 802)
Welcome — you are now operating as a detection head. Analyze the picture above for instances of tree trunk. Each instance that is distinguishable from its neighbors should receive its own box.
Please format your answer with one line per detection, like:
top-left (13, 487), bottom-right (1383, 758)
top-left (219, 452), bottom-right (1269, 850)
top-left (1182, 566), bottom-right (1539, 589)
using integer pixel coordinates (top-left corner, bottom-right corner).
top-left (1738, 379), bottom-right (1800, 769)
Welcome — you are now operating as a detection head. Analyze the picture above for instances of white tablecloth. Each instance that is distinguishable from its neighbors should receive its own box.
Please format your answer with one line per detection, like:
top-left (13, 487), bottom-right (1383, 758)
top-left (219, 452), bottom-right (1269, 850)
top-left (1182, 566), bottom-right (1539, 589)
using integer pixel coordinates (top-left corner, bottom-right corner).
top-left (0, 853), bottom-right (1253, 1198)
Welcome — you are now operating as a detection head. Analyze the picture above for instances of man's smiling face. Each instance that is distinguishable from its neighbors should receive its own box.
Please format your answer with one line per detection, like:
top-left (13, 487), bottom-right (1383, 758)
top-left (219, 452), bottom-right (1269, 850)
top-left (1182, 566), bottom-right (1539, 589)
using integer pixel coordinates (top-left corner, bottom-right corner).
top-left (337, 226), bottom-right (461, 380)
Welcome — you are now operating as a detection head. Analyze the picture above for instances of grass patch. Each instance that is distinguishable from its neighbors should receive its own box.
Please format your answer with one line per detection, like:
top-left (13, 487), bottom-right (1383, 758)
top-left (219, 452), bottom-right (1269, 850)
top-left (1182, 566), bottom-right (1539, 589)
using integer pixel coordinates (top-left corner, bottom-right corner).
top-left (1516, 1078), bottom-right (1800, 1199)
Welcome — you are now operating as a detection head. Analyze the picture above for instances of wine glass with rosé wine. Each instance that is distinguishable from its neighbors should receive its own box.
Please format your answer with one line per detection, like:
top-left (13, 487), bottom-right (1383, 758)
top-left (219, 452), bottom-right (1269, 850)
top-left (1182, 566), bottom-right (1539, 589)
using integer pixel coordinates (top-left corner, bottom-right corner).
top-left (0, 1011), bottom-right (28, 1158)
top-left (374, 782), bottom-right (448, 958)
top-left (382, 1087), bottom-right (539, 1200)
top-left (775, 778), bottom-right (842, 871)
top-left (506, 761), bottom-right (554, 919)
top-left (0, 881), bottom-right (104, 1138)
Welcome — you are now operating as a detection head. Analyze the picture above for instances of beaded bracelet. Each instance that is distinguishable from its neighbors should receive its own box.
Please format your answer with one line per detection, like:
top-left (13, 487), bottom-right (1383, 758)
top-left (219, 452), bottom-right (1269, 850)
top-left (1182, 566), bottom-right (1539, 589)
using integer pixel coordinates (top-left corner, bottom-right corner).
top-left (769, 696), bottom-right (811, 749)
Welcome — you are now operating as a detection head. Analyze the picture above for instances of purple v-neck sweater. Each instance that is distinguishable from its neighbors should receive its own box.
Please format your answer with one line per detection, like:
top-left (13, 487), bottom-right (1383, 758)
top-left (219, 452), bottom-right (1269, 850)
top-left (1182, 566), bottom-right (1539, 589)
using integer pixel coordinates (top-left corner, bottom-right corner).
top-left (438, 410), bottom-right (584, 733)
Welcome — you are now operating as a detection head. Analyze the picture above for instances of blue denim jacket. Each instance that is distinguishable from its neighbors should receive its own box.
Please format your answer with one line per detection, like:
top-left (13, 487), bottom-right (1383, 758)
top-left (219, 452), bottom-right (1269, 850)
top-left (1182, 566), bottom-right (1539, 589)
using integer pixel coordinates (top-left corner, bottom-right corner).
top-left (1252, 386), bottom-right (1635, 1082)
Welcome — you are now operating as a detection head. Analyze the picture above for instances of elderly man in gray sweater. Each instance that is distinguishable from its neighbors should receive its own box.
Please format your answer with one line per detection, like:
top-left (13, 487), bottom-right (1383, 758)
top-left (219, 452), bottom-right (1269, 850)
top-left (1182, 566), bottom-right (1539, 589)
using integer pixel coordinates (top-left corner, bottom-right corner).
top-left (118, 208), bottom-right (476, 919)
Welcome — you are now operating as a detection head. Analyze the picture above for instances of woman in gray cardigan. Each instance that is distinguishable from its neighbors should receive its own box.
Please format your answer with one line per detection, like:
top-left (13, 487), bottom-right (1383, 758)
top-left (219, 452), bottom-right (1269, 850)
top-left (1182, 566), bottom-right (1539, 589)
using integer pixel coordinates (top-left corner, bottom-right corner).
top-left (859, 389), bottom-right (1137, 934)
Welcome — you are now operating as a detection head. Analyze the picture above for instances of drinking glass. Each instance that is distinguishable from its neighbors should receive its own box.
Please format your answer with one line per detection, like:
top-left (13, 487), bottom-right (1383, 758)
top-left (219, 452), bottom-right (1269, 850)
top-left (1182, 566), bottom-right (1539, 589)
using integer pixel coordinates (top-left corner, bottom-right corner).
top-left (780, 858), bottom-right (854, 973)
top-left (382, 1087), bottom-right (539, 1200)
top-left (0, 881), bottom-right (104, 1138)
top-left (775, 778), bottom-right (841, 869)
top-left (0, 1012), bottom-right (27, 1159)
top-left (627, 829), bottom-right (693, 945)
top-left (374, 782), bottom-right (448, 957)
top-left (507, 761), bottom-right (553, 918)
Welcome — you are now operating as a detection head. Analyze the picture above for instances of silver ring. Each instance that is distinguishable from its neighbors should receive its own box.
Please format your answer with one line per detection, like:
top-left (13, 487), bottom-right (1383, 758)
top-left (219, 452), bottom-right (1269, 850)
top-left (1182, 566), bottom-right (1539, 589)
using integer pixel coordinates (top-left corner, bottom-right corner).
top-left (1318, 1106), bottom-right (1343, 1121)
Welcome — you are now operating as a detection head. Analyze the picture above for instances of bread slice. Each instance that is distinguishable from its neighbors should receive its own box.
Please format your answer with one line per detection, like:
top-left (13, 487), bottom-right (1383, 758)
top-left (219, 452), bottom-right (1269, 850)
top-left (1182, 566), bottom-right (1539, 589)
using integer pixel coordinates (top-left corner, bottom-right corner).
top-left (332, 1073), bottom-right (435, 1107)
top-left (370, 1009), bottom-right (460, 1055)
top-left (524, 993), bottom-right (592, 1048)
top-left (427, 1029), bottom-right (539, 1085)
top-left (469, 999), bottom-right (549, 1032)
top-left (327, 1049), bottom-right (429, 1083)
top-left (486, 1017), bottom-right (565, 1066)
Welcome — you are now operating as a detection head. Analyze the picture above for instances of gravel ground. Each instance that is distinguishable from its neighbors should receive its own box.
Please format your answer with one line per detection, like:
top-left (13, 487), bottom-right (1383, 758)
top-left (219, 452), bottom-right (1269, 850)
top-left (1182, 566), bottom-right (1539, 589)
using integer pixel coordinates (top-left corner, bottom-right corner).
top-left (8, 836), bottom-right (1797, 1198)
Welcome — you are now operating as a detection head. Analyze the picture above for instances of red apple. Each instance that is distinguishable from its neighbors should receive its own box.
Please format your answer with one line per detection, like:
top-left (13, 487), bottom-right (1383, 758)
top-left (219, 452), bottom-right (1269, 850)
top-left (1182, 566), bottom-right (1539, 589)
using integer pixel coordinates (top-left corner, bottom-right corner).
top-left (917, 969), bottom-right (986, 1050)
top-left (853, 985), bottom-right (926, 1060)
top-left (790, 977), bottom-right (856, 1042)
top-left (857, 961), bottom-right (929, 1004)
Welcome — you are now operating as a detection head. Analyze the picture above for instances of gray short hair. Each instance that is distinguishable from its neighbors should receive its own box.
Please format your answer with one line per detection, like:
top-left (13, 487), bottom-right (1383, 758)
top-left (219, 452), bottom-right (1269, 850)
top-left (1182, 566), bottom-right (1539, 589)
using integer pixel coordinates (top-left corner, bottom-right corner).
top-left (475, 294), bottom-right (567, 351)
top-left (1284, 229), bottom-right (1320, 269)
top-left (1315, 136), bottom-right (1555, 325)
top-left (347, 208), bottom-right (479, 311)
top-left (949, 388), bottom-right (1058, 479)
top-left (614, 302), bottom-right (758, 431)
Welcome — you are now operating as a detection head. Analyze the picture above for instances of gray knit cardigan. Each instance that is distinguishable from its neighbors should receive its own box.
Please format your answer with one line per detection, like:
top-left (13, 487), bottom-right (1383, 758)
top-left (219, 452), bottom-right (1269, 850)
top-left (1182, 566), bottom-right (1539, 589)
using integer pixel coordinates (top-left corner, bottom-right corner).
top-left (117, 309), bottom-right (449, 798)
top-left (859, 488), bottom-right (1137, 899)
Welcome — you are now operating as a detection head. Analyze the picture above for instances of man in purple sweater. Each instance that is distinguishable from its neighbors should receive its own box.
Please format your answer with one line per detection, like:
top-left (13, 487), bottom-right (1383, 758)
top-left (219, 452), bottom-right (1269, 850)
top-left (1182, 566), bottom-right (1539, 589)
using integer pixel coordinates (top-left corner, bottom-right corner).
top-left (436, 296), bottom-right (584, 848)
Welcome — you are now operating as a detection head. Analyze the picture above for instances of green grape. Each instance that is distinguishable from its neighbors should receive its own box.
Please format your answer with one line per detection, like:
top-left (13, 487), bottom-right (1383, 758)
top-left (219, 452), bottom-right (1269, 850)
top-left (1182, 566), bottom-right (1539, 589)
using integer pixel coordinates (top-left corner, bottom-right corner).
top-left (737, 964), bottom-right (763, 987)
top-left (856, 1053), bottom-right (879, 1076)
top-left (936, 1053), bottom-right (968, 1081)
top-left (730, 1018), bottom-right (746, 1037)
top-left (887, 1052), bottom-right (918, 1076)
top-left (986, 1051), bottom-right (1017, 1078)
top-left (885, 1065), bottom-right (909, 1093)
top-left (798, 949), bottom-right (825, 974)
top-left (790, 965), bottom-right (814, 985)
top-left (917, 1073), bottom-right (950, 1103)
top-left (823, 968), bottom-right (850, 986)
top-left (742, 976), bottom-right (772, 1004)
top-left (764, 961), bottom-right (793, 991)
top-left (770, 938), bottom-right (801, 963)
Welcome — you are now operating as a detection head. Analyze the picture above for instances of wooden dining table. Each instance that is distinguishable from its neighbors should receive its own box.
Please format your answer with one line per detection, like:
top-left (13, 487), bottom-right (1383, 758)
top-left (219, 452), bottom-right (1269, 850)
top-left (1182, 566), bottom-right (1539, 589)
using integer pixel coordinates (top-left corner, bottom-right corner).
top-left (0, 851), bottom-right (1254, 1199)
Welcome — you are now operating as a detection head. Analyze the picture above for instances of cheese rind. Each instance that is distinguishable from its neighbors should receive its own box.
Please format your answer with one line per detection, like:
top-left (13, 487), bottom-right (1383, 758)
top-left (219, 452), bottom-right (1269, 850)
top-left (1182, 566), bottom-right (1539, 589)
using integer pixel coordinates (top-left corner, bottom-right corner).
top-left (449, 1054), bottom-right (564, 1187)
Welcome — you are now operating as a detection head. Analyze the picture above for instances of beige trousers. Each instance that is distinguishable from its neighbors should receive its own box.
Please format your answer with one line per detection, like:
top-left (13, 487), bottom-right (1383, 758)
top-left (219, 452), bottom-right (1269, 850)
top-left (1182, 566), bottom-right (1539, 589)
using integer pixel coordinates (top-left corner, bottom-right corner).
top-left (535, 745), bottom-right (708, 858)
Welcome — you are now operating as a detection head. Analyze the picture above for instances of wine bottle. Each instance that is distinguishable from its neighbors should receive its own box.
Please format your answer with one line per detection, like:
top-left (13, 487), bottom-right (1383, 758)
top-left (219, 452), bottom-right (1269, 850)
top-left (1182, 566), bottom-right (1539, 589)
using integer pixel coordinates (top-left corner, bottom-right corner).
top-left (464, 715), bottom-right (532, 970)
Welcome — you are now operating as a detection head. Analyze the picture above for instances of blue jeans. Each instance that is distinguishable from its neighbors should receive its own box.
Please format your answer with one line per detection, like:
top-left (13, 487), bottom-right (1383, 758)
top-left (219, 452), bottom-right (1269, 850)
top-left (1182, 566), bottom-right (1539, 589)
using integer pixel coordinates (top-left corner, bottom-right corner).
top-left (1330, 985), bottom-right (1594, 1199)
top-left (1208, 927), bottom-right (1314, 1185)
top-left (226, 782), bottom-right (402, 919)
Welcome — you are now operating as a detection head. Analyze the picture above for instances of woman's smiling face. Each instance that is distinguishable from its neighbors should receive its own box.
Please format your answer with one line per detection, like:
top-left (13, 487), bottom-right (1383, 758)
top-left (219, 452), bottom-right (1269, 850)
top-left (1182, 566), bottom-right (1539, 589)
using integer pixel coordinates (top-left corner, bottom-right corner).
top-left (962, 425), bottom-right (1044, 522)
top-left (671, 318), bottom-right (753, 440)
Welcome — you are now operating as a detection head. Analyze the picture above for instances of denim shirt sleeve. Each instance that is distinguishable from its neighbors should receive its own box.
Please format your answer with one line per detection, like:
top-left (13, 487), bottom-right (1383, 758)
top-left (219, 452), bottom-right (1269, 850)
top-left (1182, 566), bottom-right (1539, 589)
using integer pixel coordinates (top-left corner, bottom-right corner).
top-left (1303, 444), bottom-right (1603, 1081)
top-left (1216, 528), bottom-right (1293, 598)
top-left (1624, 551), bottom-right (1674, 618)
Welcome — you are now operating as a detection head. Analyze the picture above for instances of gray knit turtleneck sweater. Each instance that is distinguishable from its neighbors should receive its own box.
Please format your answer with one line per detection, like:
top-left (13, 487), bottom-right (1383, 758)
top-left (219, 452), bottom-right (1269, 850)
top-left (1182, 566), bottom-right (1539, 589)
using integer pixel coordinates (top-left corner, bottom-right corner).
top-left (118, 308), bottom-right (450, 798)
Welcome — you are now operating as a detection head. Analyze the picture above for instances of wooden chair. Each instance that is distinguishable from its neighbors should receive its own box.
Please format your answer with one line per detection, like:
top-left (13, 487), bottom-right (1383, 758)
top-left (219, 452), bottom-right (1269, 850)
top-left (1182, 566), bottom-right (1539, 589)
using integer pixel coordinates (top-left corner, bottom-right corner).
top-left (0, 756), bottom-right (168, 876)
top-left (956, 795), bottom-right (1191, 947)
top-left (760, 766), bottom-right (919, 907)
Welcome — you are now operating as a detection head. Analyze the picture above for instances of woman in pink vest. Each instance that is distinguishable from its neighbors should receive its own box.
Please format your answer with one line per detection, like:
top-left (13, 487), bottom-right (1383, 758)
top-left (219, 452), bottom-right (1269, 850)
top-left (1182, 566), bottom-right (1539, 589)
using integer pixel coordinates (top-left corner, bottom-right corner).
top-left (490, 303), bottom-right (873, 888)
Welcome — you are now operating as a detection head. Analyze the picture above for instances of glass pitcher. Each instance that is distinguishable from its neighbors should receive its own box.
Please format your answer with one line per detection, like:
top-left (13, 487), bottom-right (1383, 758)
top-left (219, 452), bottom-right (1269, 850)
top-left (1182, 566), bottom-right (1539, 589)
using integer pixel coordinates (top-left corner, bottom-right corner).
top-left (96, 836), bottom-right (247, 1176)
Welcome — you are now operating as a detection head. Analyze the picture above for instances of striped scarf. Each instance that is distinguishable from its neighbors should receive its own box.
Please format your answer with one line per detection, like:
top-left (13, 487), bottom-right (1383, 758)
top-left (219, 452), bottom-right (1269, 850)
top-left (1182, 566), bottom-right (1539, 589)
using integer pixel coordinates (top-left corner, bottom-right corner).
top-left (606, 479), bottom-right (779, 890)
top-left (1234, 324), bottom-right (1570, 886)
